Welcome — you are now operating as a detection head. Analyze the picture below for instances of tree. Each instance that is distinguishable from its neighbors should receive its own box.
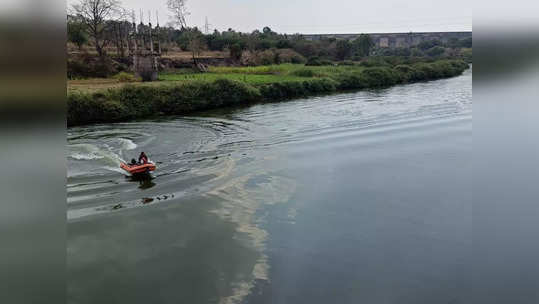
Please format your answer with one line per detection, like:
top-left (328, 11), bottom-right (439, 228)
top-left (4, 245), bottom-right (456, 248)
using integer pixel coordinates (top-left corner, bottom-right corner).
top-left (187, 32), bottom-right (207, 66)
top-left (426, 46), bottom-right (445, 57)
top-left (67, 19), bottom-right (88, 50)
top-left (71, 0), bottom-right (124, 57)
top-left (353, 34), bottom-right (374, 57)
top-left (167, 0), bottom-right (189, 30)
top-left (418, 39), bottom-right (441, 51)
top-left (335, 39), bottom-right (353, 60)
top-left (458, 37), bottom-right (472, 48)
top-left (229, 43), bottom-right (243, 61)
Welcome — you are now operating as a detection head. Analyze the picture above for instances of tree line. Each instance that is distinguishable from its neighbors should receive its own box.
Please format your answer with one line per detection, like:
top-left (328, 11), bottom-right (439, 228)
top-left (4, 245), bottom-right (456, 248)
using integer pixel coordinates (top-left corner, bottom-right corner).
top-left (67, 0), bottom-right (471, 66)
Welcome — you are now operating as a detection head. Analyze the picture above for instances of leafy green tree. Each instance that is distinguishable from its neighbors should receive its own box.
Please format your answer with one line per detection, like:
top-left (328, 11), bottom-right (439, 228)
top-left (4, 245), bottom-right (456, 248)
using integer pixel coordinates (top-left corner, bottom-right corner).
top-left (68, 20), bottom-right (88, 50)
top-left (426, 46), bottom-right (445, 57)
top-left (335, 40), bottom-right (353, 60)
top-left (255, 39), bottom-right (274, 50)
top-left (276, 39), bottom-right (292, 49)
top-left (446, 37), bottom-right (460, 48)
top-left (458, 37), bottom-right (472, 48)
top-left (417, 39), bottom-right (441, 50)
top-left (229, 43), bottom-right (243, 61)
top-left (353, 34), bottom-right (374, 57)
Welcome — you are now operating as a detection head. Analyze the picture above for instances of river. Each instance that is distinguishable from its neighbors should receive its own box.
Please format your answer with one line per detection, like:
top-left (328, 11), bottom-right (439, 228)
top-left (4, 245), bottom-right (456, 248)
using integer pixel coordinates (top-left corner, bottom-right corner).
top-left (67, 67), bottom-right (472, 304)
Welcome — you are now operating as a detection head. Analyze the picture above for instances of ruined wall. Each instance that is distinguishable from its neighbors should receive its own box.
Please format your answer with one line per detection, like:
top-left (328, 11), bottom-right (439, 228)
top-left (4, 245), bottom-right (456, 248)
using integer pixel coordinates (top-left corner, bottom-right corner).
top-left (134, 55), bottom-right (158, 81)
top-left (129, 21), bottom-right (161, 81)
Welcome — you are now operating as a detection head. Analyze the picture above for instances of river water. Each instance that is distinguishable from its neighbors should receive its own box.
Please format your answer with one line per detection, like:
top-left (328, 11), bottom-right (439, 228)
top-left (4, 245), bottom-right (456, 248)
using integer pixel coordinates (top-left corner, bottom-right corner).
top-left (67, 67), bottom-right (472, 304)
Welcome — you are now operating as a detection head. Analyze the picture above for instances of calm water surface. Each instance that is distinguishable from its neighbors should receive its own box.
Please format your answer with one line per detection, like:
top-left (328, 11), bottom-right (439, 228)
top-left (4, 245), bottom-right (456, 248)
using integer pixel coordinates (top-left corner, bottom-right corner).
top-left (67, 68), bottom-right (472, 304)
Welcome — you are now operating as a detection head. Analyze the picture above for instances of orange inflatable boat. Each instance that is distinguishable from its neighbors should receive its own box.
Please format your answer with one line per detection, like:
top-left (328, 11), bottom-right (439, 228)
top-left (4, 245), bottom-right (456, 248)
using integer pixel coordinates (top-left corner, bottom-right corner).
top-left (120, 162), bottom-right (156, 175)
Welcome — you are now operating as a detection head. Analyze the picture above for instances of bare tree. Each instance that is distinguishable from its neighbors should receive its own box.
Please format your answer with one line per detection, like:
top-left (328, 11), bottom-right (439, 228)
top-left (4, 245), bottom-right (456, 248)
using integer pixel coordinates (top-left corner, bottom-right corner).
top-left (167, 0), bottom-right (189, 30)
top-left (71, 0), bottom-right (124, 57)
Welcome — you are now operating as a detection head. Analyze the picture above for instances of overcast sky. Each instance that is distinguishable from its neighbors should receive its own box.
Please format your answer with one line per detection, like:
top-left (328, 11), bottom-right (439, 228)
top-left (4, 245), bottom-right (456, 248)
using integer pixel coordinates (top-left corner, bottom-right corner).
top-left (67, 0), bottom-right (472, 34)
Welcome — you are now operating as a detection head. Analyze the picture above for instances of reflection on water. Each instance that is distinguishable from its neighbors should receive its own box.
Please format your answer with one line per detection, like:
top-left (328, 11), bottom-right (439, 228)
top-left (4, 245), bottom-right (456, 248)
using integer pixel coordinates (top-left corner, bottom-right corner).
top-left (131, 175), bottom-right (156, 190)
top-left (68, 68), bottom-right (472, 304)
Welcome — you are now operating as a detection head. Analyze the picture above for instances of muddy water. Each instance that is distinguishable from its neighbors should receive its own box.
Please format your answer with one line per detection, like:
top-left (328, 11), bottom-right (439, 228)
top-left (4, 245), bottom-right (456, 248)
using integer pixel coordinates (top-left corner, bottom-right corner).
top-left (67, 67), bottom-right (472, 304)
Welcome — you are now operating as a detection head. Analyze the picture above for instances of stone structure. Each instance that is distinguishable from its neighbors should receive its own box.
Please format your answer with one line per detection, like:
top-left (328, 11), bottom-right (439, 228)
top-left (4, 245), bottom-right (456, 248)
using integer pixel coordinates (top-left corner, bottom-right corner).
top-left (303, 31), bottom-right (472, 48)
top-left (129, 12), bottom-right (161, 81)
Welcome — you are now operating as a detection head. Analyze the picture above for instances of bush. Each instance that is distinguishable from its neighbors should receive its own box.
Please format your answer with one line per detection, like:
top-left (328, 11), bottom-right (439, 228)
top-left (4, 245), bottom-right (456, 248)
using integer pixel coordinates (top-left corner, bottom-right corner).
top-left (418, 39), bottom-right (442, 50)
top-left (426, 46), bottom-right (446, 57)
top-left (359, 57), bottom-right (390, 67)
top-left (394, 65), bottom-right (418, 83)
top-left (333, 72), bottom-right (365, 90)
top-left (305, 57), bottom-right (322, 66)
top-left (303, 78), bottom-right (338, 93)
top-left (209, 79), bottom-right (262, 106)
top-left (360, 67), bottom-right (399, 87)
top-left (67, 92), bottom-right (131, 125)
top-left (291, 69), bottom-right (316, 77)
top-left (290, 55), bottom-right (306, 64)
top-left (259, 78), bottom-right (337, 100)
top-left (113, 72), bottom-right (140, 83)
top-left (305, 57), bottom-right (333, 66)
top-left (337, 60), bottom-right (356, 66)
top-left (319, 59), bottom-right (334, 66)
top-left (260, 81), bottom-right (306, 99)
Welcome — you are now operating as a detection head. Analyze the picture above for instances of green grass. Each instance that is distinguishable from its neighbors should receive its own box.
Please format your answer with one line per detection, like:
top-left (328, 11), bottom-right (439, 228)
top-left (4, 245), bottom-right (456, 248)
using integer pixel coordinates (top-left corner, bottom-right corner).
top-left (208, 64), bottom-right (365, 77)
top-left (69, 64), bottom-right (368, 93)
top-left (159, 72), bottom-right (309, 84)
top-left (159, 64), bottom-right (367, 85)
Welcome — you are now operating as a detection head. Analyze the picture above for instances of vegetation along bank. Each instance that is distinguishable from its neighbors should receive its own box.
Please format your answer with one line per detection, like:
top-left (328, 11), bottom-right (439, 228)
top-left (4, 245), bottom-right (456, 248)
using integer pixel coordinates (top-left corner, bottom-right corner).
top-left (68, 59), bottom-right (469, 126)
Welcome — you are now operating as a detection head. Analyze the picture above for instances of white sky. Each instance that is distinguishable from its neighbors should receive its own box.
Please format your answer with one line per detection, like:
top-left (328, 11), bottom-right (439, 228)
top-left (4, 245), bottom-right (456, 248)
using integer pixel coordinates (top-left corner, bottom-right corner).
top-left (67, 0), bottom-right (472, 34)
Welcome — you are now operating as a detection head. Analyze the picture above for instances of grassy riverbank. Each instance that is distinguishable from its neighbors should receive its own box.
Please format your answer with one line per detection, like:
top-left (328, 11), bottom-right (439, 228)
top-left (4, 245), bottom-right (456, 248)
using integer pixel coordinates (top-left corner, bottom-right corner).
top-left (68, 60), bottom-right (469, 126)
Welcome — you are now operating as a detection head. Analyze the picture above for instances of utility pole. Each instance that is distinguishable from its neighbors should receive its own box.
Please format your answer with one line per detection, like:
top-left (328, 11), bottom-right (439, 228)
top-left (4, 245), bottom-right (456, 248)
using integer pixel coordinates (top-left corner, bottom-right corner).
top-left (204, 16), bottom-right (211, 35)
top-left (156, 11), bottom-right (162, 54)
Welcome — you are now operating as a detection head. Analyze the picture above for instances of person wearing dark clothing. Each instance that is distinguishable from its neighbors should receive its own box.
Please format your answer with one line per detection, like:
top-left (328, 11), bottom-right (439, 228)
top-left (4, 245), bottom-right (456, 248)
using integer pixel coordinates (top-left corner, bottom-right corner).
top-left (138, 152), bottom-right (148, 164)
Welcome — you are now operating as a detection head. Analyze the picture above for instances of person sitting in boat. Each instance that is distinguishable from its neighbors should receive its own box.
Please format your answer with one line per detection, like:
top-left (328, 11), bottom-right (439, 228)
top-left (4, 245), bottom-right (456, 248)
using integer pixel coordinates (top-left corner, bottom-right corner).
top-left (138, 152), bottom-right (149, 164)
top-left (130, 158), bottom-right (137, 165)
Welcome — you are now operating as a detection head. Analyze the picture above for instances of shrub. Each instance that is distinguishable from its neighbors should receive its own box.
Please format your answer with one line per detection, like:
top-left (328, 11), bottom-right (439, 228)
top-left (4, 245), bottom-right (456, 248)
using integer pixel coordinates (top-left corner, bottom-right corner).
top-left (337, 60), bottom-right (356, 66)
top-left (209, 79), bottom-right (262, 106)
top-left (394, 65), bottom-right (417, 82)
top-left (332, 72), bottom-right (365, 90)
top-left (113, 72), bottom-right (140, 83)
top-left (426, 46), bottom-right (446, 57)
top-left (418, 39), bottom-right (442, 51)
top-left (359, 57), bottom-right (390, 67)
top-left (260, 81), bottom-right (306, 100)
top-left (291, 69), bottom-right (316, 77)
top-left (67, 92), bottom-right (131, 125)
top-left (319, 59), bottom-right (334, 66)
top-left (109, 85), bottom-right (159, 116)
top-left (290, 55), bottom-right (306, 64)
top-left (303, 78), bottom-right (338, 93)
top-left (360, 67), bottom-right (399, 87)
top-left (259, 78), bottom-right (337, 100)
top-left (305, 56), bottom-right (322, 66)
top-left (305, 57), bottom-right (333, 66)
top-left (413, 63), bottom-right (437, 79)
